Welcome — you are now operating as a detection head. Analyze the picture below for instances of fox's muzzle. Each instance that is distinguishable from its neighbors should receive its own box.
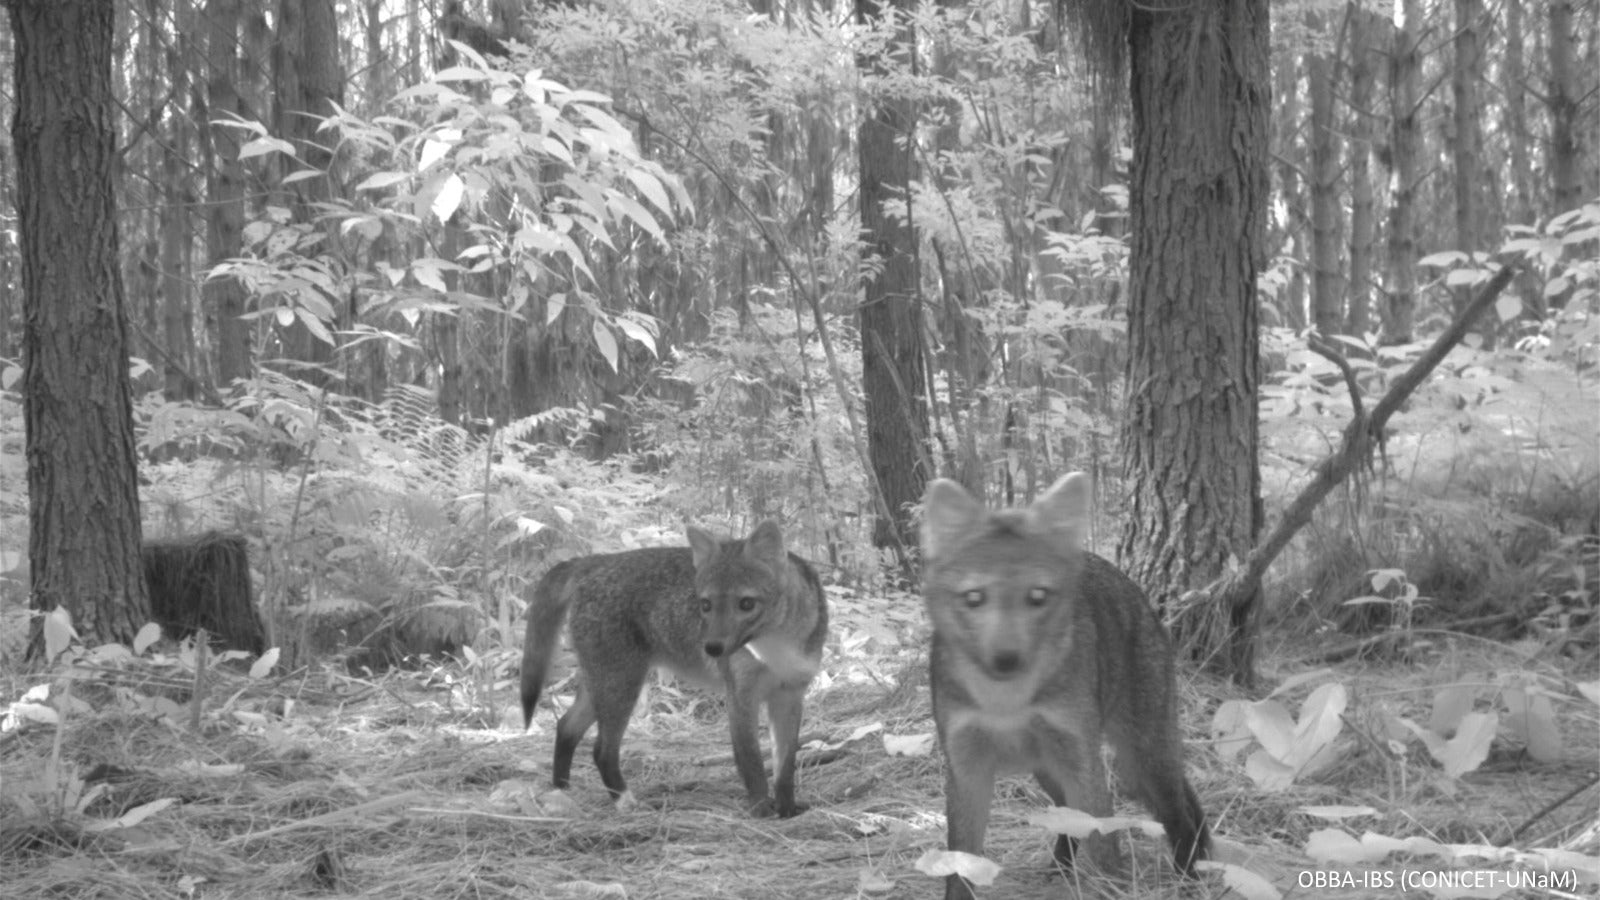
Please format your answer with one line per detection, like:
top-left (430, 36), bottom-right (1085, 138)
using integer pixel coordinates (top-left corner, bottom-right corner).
top-left (989, 649), bottom-right (1022, 676)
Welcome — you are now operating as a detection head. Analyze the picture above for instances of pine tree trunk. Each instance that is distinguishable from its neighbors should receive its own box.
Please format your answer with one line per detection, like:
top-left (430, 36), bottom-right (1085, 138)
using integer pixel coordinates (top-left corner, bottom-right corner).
top-left (8, 0), bottom-right (152, 648)
top-left (272, 0), bottom-right (342, 382)
top-left (204, 0), bottom-right (251, 386)
top-left (1547, 0), bottom-right (1583, 214)
top-left (1345, 3), bottom-right (1379, 337)
top-left (1452, 0), bottom-right (1494, 347)
top-left (1122, 0), bottom-right (1269, 685)
top-left (1382, 0), bottom-right (1421, 344)
top-left (1272, 55), bottom-right (1307, 330)
top-left (855, 0), bottom-right (929, 557)
top-left (1307, 15), bottom-right (1345, 336)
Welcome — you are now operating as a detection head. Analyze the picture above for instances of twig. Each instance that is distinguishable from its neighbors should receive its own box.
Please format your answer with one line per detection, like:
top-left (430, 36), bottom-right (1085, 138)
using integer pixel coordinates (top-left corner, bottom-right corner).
top-left (1307, 332), bottom-right (1365, 420)
top-left (1493, 773), bottom-right (1600, 847)
top-left (219, 790), bottom-right (425, 846)
top-left (1184, 265), bottom-right (1519, 679)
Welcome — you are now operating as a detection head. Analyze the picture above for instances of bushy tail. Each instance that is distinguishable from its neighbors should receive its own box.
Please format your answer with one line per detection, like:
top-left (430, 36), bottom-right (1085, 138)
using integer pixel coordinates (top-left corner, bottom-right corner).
top-left (520, 563), bottom-right (577, 728)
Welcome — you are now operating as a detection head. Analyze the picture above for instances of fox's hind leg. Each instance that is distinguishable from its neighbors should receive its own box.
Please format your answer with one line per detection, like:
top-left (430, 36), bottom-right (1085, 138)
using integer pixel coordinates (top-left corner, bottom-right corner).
top-left (551, 681), bottom-right (595, 790)
top-left (1110, 735), bottom-right (1210, 875)
top-left (1034, 730), bottom-right (1116, 874)
top-left (588, 656), bottom-right (650, 808)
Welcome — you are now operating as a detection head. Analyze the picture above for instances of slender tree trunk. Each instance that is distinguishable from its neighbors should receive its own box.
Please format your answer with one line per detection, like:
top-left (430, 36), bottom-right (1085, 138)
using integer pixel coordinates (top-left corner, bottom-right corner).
top-left (8, 0), bottom-right (151, 648)
top-left (364, 0), bottom-right (385, 110)
top-left (204, 0), bottom-right (251, 387)
top-left (1452, 0), bottom-right (1493, 347)
top-left (1382, 0), bottom-right (1421, 344)
top-left (1123, 0), bottom-right (1269, 685)
top-left (1345, 3), bottom-right (1379, 337)
top-left (1547, 0), bottom-right (1583, 214)
top-left (1272, 55), bottom-right (1307, 330)
top-left (855, 0), bottom-right (929, 558)
top-left (272, 0), bottom-right (342, 380)
top-left (162, 0), bottom-right (196, 400)
top-left (1503, 0), bottom-right (1532, 227)
top-left (1307, 13), bottom-right (1344, 336)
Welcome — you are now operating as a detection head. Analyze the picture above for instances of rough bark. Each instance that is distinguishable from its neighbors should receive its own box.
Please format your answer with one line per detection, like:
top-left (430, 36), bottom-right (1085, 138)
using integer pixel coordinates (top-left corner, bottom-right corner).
top-left (1382, 0), bottom-right (1421, 344)
top-left (8, 0), bottom-right (151, 649)
top-left (855, 0), bottom-right (929, 560)
top-left (1122, 0), bottom-right (1270, 685)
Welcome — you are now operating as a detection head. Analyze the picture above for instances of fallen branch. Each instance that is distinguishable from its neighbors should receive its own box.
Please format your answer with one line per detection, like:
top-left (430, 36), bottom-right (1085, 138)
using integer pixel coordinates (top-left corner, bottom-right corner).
top-left (1180, 265), bottom-right (1518, 683)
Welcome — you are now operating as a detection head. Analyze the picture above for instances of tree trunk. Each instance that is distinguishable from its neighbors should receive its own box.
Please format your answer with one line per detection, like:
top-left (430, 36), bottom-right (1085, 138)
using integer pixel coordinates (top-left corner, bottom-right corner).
top-left (8, 0), bottom-right (151, 648)
top-left (1122, 0), bottom-right (1269, 685)
top-left (855, 0), bottom-right (929, 558)
top-left (1345, 3), bottom-right (1379, 337)
top-left (1307, 14), bottom-right (1344, 336)
top-left (1382, 0), bottom-right (1421, 344)
top-left (1452, 0), bottom-right (1493, 348)
top-left (204, 0), bottom-right (251, 387)
top-left (1547, 0), bottom-right (1583, 214)
top-left (162, 0), bottom-right (196, 401)
top-left (272, 0), bottom-right (342, 381)
top-left (1503, 0), bottom-right (1532, 226)
top-left (1272, 54), bottom-right (1307, 330)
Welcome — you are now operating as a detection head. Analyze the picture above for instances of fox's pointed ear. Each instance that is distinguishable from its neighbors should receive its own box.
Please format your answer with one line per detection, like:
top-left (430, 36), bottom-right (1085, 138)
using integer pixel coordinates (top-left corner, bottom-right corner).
top-left (1030, 472), bottom-right (1091, 550)
top-left (686, 525), bottom-right (722, 572)
top-left (743, 520), bottom-right (786, 568)
top-left (921, 478), bottom-right (985, 564)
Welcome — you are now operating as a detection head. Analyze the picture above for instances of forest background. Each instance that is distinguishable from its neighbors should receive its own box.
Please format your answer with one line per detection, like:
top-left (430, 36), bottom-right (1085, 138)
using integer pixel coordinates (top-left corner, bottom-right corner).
top-left (0, 0), bottom-right (1597, 895)
top-left (0, 0), bottom-right (1594, 668)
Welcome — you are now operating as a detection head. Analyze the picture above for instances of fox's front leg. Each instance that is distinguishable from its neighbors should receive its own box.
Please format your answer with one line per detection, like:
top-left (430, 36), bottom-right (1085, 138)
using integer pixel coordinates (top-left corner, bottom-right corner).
top-left (725, 668), bottom-right (773, 816)
top-left (765, 685), bottom-right (808, 817)
top-left (943, 733), bottom-right (998, 900)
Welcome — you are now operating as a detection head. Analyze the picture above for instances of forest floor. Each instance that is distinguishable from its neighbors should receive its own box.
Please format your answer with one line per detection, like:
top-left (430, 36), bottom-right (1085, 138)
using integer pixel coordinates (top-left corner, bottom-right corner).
top-left (1, 607), bottom-right (1597, 900)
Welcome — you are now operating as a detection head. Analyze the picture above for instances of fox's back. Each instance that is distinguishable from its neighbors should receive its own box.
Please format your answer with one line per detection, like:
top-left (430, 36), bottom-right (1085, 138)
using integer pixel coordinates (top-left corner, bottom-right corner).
top-left (551, 543), bottom-right (826, 686)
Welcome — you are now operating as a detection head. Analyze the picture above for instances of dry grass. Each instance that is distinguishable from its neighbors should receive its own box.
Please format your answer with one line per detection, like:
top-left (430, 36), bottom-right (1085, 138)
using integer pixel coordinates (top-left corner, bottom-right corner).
top-left (2, 628), bottom-right (1596, 900)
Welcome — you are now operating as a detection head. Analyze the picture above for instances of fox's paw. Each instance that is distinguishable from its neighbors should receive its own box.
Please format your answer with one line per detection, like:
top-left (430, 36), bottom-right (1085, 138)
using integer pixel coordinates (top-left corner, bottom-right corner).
top-left (750, 797), bottom-right (809, 818)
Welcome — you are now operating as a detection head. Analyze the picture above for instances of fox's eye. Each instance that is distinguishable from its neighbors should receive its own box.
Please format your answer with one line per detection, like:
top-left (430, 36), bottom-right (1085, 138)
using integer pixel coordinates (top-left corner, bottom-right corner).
top-left (1026, 587), bottom-right (1049, 607)
top-left (963, 589), bottom-right (985, 608)
top-left (699, 598), bottom-right (712, 614)
top-left (739, 596), bottom-right (758, 612)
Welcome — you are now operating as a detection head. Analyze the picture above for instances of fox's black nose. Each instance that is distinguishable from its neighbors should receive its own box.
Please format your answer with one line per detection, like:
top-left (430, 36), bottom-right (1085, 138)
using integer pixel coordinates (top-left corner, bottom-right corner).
top-left (704, 641), bottom-right (725, 658)
top-left (991, 651), bottom-right (1021, 675)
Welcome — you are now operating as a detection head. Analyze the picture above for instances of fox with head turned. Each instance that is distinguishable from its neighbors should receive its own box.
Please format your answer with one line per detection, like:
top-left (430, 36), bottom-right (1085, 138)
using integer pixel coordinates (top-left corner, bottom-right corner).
top-left (520, 521), bottom-right (828, 818)
top-left (919, 473), bottom-right (1210, 899)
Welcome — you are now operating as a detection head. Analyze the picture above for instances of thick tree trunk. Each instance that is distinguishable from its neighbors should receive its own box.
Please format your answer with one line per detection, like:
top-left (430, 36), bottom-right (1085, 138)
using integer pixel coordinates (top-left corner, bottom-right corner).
top-left (1122, 0), bottom-right (1269, 685)
top-left (1345, 3), bottom-right (1379, 337)
top-left (1307, 16), bottom-right (1344, 336)
top-left (855, 0), bottom-right (929, 558)
top-left (8, 0), bottom-right (151, 648)
top-left (1382, 0), bottom-right (1421, 344)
